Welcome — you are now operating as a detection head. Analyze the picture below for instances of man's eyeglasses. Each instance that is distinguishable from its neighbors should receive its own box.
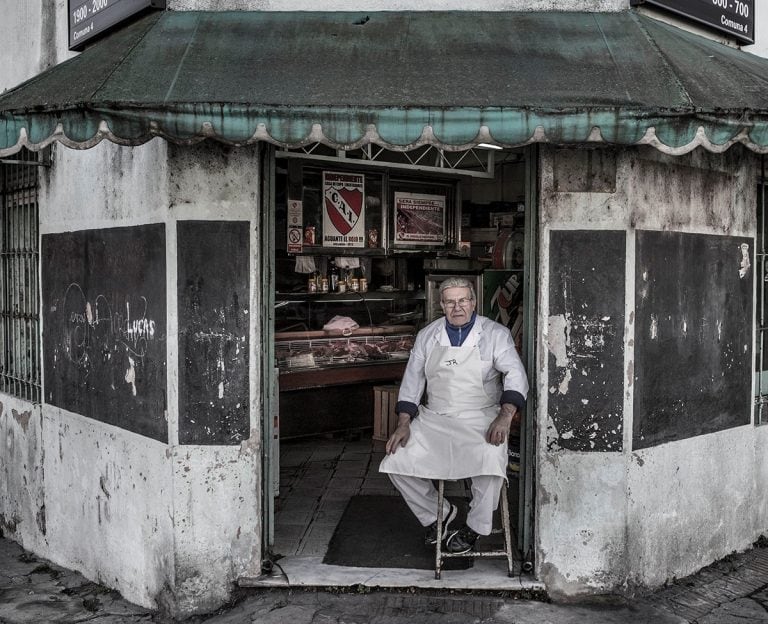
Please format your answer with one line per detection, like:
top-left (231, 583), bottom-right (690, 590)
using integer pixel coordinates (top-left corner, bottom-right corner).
top-left (441, 297), bottom-right (474, 308)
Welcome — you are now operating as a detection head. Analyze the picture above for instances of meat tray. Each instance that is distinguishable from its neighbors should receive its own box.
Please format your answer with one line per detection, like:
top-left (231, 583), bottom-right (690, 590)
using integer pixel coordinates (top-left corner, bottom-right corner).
top-left (275, 333), bottom-right (415, 370)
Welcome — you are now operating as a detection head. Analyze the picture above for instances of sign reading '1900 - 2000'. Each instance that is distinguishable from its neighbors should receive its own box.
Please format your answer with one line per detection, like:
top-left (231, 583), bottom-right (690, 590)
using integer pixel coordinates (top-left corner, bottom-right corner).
top-left (632, 0), bottom-right (754, 44)
top-left (68, 0), bottom-right (165, 50)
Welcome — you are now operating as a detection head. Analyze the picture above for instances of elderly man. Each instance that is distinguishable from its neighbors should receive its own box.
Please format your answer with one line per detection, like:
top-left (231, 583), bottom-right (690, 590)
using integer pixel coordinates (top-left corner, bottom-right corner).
top-left (379, 277), bottom-right (528, 554)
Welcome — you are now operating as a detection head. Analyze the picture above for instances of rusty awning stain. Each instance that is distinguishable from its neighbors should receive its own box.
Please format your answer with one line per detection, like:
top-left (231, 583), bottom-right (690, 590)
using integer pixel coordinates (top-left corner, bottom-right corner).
top-left (2, 10), bottom-right (768, 156)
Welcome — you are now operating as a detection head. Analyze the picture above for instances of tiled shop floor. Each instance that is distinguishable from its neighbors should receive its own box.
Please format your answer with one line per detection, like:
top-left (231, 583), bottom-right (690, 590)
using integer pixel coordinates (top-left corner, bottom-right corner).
top-left (273, 435), bottom-right (471, 558)
top-left (274, 436), bottom-right (391, 557)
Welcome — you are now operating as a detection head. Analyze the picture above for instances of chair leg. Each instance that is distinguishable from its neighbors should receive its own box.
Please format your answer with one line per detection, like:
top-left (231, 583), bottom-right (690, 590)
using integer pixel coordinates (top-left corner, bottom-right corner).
top-left (435, 479), bottom-right (445, 580)
top-left (500, 482), bottom-right (514, 577)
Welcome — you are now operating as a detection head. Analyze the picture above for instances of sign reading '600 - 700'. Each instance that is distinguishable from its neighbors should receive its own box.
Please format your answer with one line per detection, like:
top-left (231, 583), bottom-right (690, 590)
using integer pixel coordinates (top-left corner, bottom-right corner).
top-left (632, 0), bottom-right (754, 44)
top-left (69, 0), bottom-right (165, 50)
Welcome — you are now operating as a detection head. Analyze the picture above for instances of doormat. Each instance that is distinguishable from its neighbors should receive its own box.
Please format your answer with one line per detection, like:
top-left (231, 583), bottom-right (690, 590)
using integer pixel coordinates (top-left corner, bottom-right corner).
top-left (323, 495), bottom-right (472, 570)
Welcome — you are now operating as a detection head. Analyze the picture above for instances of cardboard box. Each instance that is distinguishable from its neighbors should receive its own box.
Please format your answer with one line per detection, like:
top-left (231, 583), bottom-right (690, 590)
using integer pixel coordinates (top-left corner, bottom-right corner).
top-left (373, 385), bottom-right (400, 444)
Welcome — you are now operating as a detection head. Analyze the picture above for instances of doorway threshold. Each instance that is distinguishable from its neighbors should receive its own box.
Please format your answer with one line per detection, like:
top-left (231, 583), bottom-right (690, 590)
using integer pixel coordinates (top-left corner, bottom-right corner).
top-left (240, 556), bottom-right (545, 593)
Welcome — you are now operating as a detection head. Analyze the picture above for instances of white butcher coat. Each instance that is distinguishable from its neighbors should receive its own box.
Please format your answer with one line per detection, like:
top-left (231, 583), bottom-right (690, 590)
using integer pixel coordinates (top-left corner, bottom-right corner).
top-left (379, 315), bottom-right (528, 481)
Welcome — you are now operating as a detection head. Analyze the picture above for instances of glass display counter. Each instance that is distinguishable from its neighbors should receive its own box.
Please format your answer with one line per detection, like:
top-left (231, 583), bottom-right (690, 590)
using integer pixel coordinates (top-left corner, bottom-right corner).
top-left (275, 292), bottom-right (422, 437)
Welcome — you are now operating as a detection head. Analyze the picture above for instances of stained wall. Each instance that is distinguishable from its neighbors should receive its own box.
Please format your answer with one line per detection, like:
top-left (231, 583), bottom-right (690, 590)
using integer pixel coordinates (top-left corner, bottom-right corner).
top-left (536, 144), bottom-right (764, 595)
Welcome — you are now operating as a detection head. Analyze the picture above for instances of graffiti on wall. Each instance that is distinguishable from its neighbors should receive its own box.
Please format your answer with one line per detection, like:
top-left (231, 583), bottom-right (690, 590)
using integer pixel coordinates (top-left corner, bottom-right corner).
top-left (42, 225), bottom-right (167, 442)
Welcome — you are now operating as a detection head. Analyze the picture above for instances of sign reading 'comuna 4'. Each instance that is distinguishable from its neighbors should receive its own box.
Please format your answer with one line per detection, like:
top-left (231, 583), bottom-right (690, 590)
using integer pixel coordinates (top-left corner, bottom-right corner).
top-left (632, 0), bottom-right (754, 44)
top-left (68, 0), bottom-right (165, 50)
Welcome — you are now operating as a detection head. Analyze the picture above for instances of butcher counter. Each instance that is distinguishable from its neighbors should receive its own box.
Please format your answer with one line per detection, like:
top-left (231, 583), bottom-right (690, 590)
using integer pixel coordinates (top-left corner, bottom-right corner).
top-left (274, 292), bottom-right (421, 438)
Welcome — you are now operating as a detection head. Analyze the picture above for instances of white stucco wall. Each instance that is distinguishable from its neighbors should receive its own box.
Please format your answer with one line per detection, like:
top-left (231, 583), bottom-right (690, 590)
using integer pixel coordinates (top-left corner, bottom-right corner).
top-left (0, 398), bottom-right (45, 552)
top-left (0, 0), bottom-right (75, 93)
top-left (164, 142), bottom-right (263, 615)
top-left (0, 138), bottom-right (264, 615)
top-left (536, 145), bottom-right (765, 596)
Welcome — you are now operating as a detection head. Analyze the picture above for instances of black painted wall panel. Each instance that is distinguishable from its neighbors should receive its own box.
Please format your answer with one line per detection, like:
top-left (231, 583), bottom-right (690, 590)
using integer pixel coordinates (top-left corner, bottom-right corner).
top-left (548, 230), bottom-right (626, 452)
top-left (633, 230), bottom-right (752, 449)
top-left (177, 221), bottom-right (250, 445)
top-left (42, 225), bottom-right (167, 442)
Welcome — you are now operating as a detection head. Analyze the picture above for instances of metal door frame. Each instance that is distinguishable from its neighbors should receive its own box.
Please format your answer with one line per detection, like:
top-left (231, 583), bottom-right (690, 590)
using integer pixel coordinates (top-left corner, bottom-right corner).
top-left (258, 142), bottom-right (539, 571)
top-left (259, 143), bottom-right (277, 558)
top-left (518, 145), bottom-right (538, 568)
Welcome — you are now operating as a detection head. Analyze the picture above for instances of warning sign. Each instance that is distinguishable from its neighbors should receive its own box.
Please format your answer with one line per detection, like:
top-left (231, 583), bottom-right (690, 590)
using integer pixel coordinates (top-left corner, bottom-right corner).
top-left (287, 199), bottom-right (303, 253)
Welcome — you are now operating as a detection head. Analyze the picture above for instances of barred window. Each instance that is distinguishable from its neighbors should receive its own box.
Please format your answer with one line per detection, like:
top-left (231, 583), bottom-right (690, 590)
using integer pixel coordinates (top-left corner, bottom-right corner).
top-left (0, 149), bottom-right (41, 402)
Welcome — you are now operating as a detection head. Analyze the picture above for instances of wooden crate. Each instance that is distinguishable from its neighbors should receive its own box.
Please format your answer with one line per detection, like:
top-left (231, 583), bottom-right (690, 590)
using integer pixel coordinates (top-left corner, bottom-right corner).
top-left (373, 385), bottom-right (400, 443)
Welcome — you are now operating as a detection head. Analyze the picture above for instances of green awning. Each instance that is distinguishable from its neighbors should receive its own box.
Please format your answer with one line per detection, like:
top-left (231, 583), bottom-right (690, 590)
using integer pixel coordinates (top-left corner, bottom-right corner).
top-left (2, 10), bottom-right (768, 157)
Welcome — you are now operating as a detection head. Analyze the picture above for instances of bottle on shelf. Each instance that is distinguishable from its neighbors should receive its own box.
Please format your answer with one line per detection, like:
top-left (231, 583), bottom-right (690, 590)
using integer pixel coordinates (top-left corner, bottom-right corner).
top-left (337, 267), bottom-right (348, 293)
top-left (328, 258), bottom-right (340, 293)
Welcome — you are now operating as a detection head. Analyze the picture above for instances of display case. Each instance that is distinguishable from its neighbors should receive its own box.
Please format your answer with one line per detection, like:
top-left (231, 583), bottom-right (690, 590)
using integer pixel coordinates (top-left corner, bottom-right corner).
top-left (275, 291), bottom-right (423, 390)
top-left (275, 291), bottom-right (422, 438)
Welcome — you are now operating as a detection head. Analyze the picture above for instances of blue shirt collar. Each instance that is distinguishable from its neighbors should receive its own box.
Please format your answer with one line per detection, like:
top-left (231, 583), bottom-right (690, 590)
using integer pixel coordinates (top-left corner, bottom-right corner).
top-left (445, 312), bottom-right (477, 346)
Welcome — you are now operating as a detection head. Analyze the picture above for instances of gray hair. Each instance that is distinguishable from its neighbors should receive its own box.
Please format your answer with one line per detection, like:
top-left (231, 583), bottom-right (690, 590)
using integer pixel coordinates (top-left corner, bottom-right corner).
top-left (439, 277), bottom-right (476, 301)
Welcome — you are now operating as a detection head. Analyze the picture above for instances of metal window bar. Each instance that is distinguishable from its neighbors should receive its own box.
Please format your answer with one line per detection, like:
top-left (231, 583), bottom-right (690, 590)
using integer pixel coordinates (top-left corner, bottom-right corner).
top-left (0, 148), bottom-right (41, 402)
top-left (757, 173), bottom-right (767, 425)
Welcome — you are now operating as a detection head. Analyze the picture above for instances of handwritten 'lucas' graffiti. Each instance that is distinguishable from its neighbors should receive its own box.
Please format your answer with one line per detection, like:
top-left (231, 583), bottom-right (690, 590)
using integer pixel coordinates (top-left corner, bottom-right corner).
top-left (53, 283), bottom-right (159, 378)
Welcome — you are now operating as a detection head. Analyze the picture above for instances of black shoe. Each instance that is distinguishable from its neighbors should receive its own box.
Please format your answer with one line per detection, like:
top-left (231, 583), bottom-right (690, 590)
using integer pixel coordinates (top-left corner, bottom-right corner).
top-left (424, 502), bottom-right (458, 546)
top-left (446, 525), bottom-right (480, 554)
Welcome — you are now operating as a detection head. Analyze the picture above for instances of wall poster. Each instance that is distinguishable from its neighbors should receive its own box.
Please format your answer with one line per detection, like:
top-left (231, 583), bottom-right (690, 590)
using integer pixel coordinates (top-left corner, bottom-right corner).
top-left (393, 191), bottom-right (446, 246)
top-left (322, 171), bottom-right (365, 248)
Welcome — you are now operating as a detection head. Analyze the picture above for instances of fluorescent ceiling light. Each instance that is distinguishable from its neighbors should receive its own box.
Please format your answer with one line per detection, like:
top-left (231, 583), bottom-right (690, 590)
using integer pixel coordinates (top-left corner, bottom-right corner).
top-left (477, 143), bottom-right (503, 150)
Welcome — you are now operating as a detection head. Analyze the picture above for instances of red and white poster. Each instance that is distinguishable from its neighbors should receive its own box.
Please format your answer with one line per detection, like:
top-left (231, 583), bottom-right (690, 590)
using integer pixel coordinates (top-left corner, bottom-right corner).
top-left (322, 171), bottom-right (365, 248)
top-left (394, 192), bottom-right (445, 246)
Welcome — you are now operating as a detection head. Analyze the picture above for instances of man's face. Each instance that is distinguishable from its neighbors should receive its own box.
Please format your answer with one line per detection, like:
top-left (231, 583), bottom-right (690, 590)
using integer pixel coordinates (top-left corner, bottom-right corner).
top-left (440, 286), bottom-right (476, 326)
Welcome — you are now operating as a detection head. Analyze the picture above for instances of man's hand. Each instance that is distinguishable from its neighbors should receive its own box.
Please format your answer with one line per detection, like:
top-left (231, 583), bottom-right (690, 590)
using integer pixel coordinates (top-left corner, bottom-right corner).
top-left (386, 413), bottom-right (412, 454)
top-left (486, 404), bottom-right (520, 446)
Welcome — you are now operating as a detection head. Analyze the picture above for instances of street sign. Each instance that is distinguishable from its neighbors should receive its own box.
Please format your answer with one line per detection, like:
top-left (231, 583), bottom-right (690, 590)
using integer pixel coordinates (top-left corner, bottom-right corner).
top-left (632, 0), bottom-right (754, 44)
top-left (69, 0), bottom-right (165, 50)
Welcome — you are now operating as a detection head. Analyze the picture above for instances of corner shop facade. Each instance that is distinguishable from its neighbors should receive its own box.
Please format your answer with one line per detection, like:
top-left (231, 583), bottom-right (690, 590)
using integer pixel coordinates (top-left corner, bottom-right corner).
top-left (1, 5), bottom-right (768, 616)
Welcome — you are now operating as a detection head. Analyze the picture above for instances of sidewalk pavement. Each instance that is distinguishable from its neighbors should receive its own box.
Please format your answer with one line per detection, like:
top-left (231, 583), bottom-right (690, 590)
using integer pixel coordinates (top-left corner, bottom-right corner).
top-left (1, 533), bottom-right (767, 624)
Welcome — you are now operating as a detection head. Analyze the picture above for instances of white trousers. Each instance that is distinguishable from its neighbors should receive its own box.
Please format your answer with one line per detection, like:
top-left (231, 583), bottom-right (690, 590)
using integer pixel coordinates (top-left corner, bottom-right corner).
top-left (388, 473), bottom-right (504, 535)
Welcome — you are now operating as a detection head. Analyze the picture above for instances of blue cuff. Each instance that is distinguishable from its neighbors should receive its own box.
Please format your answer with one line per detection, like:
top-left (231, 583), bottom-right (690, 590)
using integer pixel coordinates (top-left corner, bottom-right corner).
top-left (500, 390), bottom-right (526, 411)
top-left (395, 400), bottom-right (419, 419)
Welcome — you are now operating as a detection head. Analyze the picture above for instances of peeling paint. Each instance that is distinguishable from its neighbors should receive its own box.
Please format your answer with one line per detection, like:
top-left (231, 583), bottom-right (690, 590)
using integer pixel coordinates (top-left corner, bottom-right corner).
top-left (125, 356), bottom-right (137, 396)
top-left (12, 409), bottom-right (32, 433)
top-left (0, 513), bottom-right (21, 534)
top-left (36, 505), bottom-right (46, 536)
top-left (547, 314), bottom-right (570, 367)
top-left (548, 230), bottom-right (625, 452)
top-left (738, 243), bottom-right (751, 278)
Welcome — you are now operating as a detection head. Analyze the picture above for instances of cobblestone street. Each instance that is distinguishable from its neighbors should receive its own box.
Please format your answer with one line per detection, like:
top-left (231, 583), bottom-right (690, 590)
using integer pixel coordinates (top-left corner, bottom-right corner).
top-left (2, 534), bottom-right (767, 623)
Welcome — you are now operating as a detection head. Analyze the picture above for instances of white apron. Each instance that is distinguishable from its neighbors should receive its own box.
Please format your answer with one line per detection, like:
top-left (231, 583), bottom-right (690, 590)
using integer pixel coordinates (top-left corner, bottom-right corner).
top-left (379, 334), bottom-right (507, 481)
